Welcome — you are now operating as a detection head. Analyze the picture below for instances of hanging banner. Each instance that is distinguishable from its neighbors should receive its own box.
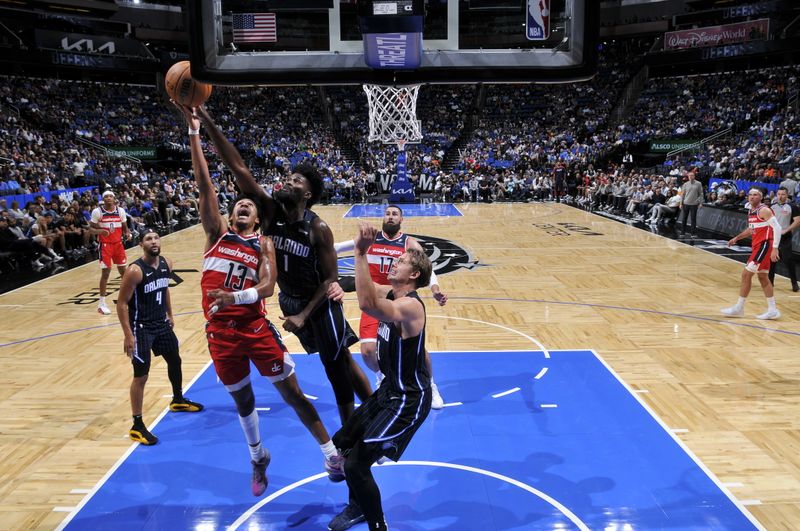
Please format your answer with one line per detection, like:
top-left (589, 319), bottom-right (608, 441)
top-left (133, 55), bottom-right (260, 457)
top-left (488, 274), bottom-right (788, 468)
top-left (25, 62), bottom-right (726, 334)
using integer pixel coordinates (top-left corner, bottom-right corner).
top-left (664, 19), bottom-right (769, 50)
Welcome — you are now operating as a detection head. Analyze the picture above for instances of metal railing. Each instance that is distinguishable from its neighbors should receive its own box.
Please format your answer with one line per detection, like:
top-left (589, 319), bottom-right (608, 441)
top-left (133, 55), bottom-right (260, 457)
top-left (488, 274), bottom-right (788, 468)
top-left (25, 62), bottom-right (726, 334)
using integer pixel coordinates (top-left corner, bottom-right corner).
top-left (75, 136), bottom-right (142, 165)
top-left (666, 127), bottom-right (732, 158)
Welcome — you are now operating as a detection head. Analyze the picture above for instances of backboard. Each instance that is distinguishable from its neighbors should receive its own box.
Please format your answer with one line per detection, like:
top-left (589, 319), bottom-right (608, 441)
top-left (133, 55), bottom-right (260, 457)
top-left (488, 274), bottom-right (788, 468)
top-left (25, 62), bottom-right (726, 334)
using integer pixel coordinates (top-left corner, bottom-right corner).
top-left (187, 0), bottom-right (598, 86)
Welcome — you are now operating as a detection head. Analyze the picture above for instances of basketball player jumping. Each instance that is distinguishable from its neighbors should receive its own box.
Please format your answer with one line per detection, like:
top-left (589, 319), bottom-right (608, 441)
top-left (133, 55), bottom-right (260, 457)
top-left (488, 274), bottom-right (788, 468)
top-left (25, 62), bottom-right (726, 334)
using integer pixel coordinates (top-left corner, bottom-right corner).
top-left (193, 105), bottom-right (372, 425)
top-left (330, 204), bottom-right (448, 409)
top-left (176, 103), bottom-right (344, 495)
top-left (721, 188), bottom-right (782, 320)
top-left (329, 222), bottom-right (433, 531)
top-left (91, 190), bottom-right (132, 315)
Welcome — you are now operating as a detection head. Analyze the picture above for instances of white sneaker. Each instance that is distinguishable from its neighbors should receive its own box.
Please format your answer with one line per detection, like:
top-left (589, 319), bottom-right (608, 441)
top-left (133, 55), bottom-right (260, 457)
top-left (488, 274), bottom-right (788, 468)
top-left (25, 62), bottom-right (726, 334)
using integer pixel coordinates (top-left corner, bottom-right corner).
top-left (98, 304), bottom-right (111, 315)
top-left (756, 309), bottom-right (780, 320)
top-left (430, 383), bottom-right (444, 410)
top-left (720, 305), bottom-right (744, 317)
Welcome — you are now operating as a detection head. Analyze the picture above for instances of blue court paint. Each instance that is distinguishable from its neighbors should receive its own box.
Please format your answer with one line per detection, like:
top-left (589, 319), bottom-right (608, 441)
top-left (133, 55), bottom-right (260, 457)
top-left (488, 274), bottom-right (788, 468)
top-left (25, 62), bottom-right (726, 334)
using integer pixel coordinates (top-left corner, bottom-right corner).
top-left (344, 203), bottom-right (462, 218)
top-left (61, 350), bottom-right (760, 530)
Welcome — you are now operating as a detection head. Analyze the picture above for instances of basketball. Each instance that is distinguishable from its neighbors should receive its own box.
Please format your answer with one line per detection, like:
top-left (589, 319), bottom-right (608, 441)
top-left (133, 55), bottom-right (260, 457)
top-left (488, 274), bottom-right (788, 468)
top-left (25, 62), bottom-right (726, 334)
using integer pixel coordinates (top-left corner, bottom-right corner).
top-left (164, 61), bottom-right (212, 107)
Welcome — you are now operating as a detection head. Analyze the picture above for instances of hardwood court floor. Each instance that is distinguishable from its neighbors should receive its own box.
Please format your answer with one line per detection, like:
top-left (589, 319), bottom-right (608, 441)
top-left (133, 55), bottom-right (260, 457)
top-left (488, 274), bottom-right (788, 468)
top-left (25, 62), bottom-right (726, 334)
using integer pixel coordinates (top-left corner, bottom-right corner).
top-left (0, 203), bottom-right (798, 530)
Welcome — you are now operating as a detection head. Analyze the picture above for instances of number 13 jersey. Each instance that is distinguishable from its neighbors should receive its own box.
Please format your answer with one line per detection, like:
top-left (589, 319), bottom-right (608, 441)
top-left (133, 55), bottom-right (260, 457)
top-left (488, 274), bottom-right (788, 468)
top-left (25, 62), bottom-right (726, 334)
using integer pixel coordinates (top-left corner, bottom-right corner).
top-left (201, 230), bottom-right (264, 322)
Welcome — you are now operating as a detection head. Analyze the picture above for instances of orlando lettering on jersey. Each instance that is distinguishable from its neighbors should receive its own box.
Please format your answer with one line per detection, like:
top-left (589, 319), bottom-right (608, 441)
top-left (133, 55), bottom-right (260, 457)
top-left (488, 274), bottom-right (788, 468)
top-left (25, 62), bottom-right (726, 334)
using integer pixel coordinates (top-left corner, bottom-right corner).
top-left (143, 277), bottom-right (170, 294)
top-left (271, 235), bottom-right (311, 258)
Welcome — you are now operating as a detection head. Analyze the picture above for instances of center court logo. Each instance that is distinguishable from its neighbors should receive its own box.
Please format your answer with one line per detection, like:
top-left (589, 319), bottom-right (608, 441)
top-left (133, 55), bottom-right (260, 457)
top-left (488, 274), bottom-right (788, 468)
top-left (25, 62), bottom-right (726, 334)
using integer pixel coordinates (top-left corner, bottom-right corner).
top-left (337, 234), bottom-right (485, 278)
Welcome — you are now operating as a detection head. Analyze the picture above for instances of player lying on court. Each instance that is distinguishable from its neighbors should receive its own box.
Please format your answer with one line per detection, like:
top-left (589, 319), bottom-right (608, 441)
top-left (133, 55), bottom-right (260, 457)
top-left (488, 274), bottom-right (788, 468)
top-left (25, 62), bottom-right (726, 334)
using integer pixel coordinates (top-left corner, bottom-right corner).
top-left (116, 228), bottom-right (203, 446)
top-left (329, 204), bottom-right (448, 409)
top-left (721, 187), bottom-right (782, 320)
top-left (328, 222), bottom-right (434, 531)
top-left (176, 102), bottom-right (345, 496)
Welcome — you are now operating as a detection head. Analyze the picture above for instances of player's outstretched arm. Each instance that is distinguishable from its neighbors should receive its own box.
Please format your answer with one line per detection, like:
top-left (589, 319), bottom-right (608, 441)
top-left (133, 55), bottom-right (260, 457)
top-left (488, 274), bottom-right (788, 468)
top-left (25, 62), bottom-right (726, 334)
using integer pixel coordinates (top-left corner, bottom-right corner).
top-left (174, 103), bottom-right (225, 244)
top-left (194, 106), bottom-right (275, 222)
top-left (116, 264), bottom-right (142, 359)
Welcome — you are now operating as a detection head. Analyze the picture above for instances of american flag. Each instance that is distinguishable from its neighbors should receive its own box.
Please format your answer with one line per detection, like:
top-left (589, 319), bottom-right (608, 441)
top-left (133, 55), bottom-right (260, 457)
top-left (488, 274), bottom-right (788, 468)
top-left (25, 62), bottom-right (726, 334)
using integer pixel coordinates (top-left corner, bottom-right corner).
top-left (232, 13), bottom-right (277, 43)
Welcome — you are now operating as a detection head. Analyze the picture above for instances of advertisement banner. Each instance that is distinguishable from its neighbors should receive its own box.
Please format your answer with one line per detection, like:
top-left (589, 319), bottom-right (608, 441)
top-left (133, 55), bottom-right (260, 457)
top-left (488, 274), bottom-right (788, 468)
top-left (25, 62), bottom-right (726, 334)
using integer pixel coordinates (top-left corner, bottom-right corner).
top-left (35, 29), bottom-right (150, 57)
top-left (363, 32), bottom-right (422, 69)
top-left (664, 18), bottom-right (769, 50)
top-left (389, 151), bottom-right (415, 202)
top-left (649, 140), bottom-right (700, 153)
top-left (107, 147), bottom-right (157, 159)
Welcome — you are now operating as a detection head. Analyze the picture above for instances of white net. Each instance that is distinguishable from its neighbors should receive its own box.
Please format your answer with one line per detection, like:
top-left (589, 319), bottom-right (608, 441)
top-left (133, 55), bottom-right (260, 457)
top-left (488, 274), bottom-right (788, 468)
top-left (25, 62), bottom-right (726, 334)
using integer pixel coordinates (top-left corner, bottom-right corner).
top-left (363, 84), bottom-right (423, 146)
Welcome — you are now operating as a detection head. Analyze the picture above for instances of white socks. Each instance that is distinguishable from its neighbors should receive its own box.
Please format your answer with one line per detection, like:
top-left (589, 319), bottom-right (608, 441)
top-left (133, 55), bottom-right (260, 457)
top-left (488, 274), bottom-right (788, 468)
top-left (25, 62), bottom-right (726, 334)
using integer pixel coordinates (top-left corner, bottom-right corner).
top-left (735, 296), bottom-right (746, 309)
top-left (99, 296), bottom-right (107, 306)
top-left (767, 297), bottom-right (776, 311)
top-left (239, 410), bottom-right (265, 461)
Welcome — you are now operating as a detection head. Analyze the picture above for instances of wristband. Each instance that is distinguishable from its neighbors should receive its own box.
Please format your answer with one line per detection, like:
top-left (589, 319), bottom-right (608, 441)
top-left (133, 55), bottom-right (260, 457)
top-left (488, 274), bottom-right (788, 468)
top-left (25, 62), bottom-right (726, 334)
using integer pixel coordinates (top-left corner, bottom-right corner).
top-left (188, 127), bottom-right (200, 136)
top-left (233, 287), bottom-right (259, 305)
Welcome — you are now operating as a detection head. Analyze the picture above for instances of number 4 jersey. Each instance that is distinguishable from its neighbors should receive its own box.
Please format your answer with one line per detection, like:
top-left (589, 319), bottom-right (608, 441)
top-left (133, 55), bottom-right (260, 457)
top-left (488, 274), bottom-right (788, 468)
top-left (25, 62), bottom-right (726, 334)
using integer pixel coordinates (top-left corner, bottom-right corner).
top-left (201, 230), bottom-right (264, 322)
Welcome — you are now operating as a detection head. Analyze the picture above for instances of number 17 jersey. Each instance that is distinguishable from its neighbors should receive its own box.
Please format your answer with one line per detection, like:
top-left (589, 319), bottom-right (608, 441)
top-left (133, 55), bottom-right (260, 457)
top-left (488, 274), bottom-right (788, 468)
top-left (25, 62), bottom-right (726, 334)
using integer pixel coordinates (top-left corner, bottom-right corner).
top-left (201, 230), bottom-right (264, 322)
top-left (368, 231), bottom-right (409, 285)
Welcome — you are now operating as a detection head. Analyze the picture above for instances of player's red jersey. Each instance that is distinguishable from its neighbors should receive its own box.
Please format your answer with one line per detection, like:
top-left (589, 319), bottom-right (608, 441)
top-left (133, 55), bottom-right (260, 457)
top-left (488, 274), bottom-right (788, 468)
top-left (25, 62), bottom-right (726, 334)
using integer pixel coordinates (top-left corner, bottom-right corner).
top-left (91, 207), bottom-right (126, 244)
top-left (201, 230), bottom-right (265, 322)
top-left (748, 205), bottom-right (774, 249)
top-left (367, 232), bottom-right (409, 285)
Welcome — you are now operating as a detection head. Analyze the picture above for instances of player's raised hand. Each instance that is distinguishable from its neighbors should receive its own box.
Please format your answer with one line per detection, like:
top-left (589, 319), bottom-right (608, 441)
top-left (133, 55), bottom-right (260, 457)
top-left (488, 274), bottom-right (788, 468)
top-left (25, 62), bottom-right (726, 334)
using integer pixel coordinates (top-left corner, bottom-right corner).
top-left (171, 100), bottom-right (200, 130)
top-left (355, 222), bottom-right (377, 255)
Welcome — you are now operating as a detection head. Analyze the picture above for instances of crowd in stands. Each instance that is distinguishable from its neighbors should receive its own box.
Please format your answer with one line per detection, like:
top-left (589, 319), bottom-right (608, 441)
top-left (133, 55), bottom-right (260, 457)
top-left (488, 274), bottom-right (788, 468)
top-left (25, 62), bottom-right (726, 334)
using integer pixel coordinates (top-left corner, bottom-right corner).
top-left (3, 41), bottom-right (800, 276)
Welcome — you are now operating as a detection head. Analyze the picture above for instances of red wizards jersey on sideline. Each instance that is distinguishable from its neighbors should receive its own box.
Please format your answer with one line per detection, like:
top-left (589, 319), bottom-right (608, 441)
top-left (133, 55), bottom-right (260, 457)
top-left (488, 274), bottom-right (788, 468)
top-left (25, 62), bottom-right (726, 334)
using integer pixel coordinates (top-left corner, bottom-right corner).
top-left (201, 230), bottom-right (265, 322)
top-left (90, 207), bottom-right (126, 244)
top-left (368, 232), bottom-right (409, 285)
top-left (748, 205), bottom-right (774, 248)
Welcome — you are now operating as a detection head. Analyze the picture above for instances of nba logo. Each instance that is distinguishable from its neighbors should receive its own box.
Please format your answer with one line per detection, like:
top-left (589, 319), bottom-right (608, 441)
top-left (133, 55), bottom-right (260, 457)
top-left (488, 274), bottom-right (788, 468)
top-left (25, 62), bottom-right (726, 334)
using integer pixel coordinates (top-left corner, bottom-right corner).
top-left (526, 0), bottom-right (550, 41)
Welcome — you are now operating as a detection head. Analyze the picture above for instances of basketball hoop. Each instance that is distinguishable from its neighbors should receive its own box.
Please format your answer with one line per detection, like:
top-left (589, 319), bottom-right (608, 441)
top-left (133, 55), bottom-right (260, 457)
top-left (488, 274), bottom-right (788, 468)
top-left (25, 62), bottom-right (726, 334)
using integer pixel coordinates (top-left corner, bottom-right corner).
top-left (363, 84), bottom-right (422, 148)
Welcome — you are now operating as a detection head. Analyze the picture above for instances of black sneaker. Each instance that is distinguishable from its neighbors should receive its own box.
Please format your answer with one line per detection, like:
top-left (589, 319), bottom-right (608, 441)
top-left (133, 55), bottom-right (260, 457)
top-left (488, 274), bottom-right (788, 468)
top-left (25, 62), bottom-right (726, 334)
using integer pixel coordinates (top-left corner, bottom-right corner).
top-left (129, 425), bottom-right (158, 445)
top-left (169, 398), bottom-right (204, 412)
top-left (251, 449), bottom-right (271, 496)
top-left (328, 503), bottom-right (366, 531)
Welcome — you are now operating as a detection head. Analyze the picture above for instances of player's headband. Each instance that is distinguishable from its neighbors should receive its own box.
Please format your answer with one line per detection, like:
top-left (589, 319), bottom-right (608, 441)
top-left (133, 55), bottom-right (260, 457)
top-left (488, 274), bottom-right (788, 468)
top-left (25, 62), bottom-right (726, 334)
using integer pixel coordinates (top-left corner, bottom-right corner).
top-left (748, 188), bottom-right (763, 196)
top-left (140, 227), bottom-right (159, 239)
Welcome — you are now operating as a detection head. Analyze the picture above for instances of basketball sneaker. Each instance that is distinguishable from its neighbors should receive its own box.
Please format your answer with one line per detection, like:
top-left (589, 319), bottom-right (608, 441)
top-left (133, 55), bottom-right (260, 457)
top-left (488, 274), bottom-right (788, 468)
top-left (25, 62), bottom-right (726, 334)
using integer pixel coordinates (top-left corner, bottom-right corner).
top-left (251, 449), bottom-right (271, 496)
top-left (756, 309), bottom-right (780, 320)
top-left (328, 503), bottom-right (366, 531)
top-left (169, 398), bottom-right (204, 412)
top-left (129, 425), bottom-right (158, 445)
top-left (324, 453), bottom-right (346, 483)
top-left (97, 303), bottom-right (111, 315)
top-left (720, 305), bottom-right (744, 317)
top-left (430, 383), bottom-right (444, 410)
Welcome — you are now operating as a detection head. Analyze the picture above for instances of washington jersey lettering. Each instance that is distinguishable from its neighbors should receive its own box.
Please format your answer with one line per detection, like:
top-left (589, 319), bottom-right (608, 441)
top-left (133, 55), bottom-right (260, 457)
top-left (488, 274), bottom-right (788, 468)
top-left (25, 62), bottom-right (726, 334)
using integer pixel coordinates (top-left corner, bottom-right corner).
top-left (129, 256), bottom-right (170, 326)
top-left (268, 209), bottom-right (321, 298)
top-left (748, 205), bottom-right (774, 249)
top-left (91, 207), bottom-right (127, 244)
top-left (368, 232), bottom-right (409, 285)
top-left (201, 230), bottom-right (264, 321)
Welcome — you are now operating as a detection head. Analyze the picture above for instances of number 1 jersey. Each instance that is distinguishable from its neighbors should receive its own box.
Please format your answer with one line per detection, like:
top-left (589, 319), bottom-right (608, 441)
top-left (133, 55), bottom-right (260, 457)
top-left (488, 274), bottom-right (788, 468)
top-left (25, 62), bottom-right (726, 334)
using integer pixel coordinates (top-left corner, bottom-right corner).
top-left (201, 230), bottom-right (264, 322)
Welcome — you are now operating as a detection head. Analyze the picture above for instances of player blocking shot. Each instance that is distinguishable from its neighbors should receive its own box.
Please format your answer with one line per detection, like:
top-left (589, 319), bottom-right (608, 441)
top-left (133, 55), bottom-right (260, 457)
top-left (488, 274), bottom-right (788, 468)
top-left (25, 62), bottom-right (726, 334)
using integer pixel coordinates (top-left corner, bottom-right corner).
top-left (175, 103), bottom-right (344, 496)
top-left (330, 204), bottom-right (448, 409)
top-left (116, 228), bottom-right (203, 446)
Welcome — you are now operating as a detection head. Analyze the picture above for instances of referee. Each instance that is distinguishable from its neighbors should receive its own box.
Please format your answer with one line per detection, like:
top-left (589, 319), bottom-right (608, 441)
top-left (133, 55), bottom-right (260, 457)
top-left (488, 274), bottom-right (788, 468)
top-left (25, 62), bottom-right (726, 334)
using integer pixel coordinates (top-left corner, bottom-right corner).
top-left (769, 187), bottom-right (800, 292)
top-left (116, 228), bottom-right (203, 445)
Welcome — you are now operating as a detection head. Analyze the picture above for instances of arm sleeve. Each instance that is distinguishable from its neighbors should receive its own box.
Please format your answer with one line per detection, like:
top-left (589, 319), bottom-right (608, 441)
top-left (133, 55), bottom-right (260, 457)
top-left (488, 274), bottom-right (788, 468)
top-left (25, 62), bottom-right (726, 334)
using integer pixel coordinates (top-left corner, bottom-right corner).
top-left (768, 216), bottom-right (782, 247)
top-left (428, 269), bottom-right (439, 288)
top-left (334, 239), bottom-right (355, 254)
